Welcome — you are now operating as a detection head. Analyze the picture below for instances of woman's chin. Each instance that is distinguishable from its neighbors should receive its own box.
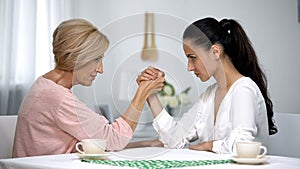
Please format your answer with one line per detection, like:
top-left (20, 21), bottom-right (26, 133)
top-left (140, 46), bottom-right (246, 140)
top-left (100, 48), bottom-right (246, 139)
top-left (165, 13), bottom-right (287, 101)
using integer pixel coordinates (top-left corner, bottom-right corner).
top-left (199, 76), bottom-right (210, 82)
top-left (79, 81), bottom-right (93, 86)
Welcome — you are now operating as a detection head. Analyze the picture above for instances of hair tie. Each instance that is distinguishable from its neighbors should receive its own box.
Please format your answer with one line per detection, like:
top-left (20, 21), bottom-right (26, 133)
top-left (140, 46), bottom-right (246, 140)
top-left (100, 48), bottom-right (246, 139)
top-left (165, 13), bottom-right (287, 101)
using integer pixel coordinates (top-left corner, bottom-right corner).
top-left (220, 19), bottom-right (231, 34)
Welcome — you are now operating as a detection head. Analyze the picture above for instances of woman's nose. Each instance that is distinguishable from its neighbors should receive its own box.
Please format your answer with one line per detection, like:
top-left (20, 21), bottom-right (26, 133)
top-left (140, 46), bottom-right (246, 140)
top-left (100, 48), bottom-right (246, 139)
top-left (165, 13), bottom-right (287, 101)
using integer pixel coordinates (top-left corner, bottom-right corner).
top-left (97, 61), bottom-right (103, 74)
top-left (187, 62), bottom-right (194, 71)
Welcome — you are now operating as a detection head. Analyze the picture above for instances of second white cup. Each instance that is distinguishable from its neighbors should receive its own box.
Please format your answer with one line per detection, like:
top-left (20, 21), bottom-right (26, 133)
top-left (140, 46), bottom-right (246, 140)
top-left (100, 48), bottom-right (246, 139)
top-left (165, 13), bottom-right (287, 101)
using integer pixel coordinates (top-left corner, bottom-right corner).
top-left (236, 141), bottom-right (267, 158)
top-left (75, 139), bottom-right (106, 154)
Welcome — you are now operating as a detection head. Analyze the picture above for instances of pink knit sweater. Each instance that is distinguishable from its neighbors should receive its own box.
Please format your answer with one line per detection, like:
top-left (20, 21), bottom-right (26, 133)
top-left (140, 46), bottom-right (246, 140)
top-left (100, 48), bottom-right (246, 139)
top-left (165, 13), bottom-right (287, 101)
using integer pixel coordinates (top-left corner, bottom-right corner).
top-left (13, 76), bottom-right (133, 157)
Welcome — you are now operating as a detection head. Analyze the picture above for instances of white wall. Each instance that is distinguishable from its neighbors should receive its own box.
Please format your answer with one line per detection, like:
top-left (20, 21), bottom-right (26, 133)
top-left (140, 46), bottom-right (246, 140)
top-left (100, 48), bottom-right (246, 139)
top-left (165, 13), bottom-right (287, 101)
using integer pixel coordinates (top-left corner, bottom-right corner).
top-left (69, 0), bottom-right (300, 117)
top-left (268, 113), bottom-right (300, 158)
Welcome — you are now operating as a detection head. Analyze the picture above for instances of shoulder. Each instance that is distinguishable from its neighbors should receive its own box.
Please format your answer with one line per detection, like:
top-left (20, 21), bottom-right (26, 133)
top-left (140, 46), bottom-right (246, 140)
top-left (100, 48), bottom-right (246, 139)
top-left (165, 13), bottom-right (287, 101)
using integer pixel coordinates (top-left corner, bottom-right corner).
top-left (231, 77), bottom-right (260, 93)
top-left (39, 76), bottom-right (71, 94)
top-left (230, 77), bottom-right (264, 100)
top-left (29, 76), bottom-right (74, 105)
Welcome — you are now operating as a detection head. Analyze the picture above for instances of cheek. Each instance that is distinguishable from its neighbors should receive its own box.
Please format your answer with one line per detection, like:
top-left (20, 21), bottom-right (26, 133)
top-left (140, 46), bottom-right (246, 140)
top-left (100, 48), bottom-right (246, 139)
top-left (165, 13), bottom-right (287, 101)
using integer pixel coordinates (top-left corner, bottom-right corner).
top-left (84, 65), bottom-right (96, 75)
top-left (74, 69), bottom-right (89, 81)
top-left (196, 60), bottom-right (212, 82)
top-left (196, 59), bottom-right (207, 73)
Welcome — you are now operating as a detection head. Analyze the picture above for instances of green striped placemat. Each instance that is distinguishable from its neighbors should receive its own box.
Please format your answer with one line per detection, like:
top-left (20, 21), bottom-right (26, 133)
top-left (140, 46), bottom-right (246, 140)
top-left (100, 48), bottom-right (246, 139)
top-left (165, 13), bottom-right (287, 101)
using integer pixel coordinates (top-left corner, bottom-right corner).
top-left (81, 159), bottom-right (234, 169)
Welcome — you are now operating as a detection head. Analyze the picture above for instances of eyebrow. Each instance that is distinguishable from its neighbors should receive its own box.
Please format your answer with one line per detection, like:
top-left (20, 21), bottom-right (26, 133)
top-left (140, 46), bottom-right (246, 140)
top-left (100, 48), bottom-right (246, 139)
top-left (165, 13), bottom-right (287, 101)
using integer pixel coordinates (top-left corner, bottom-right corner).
top-left (187, 54), bottom-right (196, 58)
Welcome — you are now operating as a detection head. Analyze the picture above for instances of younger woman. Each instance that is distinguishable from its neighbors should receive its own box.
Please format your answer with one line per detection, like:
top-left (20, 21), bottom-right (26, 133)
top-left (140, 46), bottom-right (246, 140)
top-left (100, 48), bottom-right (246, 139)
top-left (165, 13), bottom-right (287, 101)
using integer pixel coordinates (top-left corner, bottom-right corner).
top-left (137, 17), bottom-right (277, 154)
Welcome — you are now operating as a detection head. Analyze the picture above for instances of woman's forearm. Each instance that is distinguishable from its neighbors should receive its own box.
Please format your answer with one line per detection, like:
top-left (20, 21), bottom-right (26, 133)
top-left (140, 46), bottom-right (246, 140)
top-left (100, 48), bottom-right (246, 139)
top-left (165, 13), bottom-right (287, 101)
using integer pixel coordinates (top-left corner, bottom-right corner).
top-left (122, 93), bottom-right (163, 132)
top-left (122, 75), bottom-right (164, 131)
top-left (147, 93), bottom-right (163, 118)
top-left (121, 88), bottom-right (148, 131)
top-left (125, 139), bottom-right (163, 149)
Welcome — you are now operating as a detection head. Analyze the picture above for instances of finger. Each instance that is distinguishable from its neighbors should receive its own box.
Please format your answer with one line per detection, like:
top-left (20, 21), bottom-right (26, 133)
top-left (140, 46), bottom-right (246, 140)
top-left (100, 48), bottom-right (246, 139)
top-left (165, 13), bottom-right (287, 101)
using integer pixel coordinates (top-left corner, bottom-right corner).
top-left (148, 67), bottom-right (164, 78)
top-left (146, 66), bottom-right (162, 75)
top-left (144, 68), bottom-right (158, 77)
top-left (156, 77), bottom-right (165, 83)
top-left (152, 79), bottom-right (165, 91)
top-left (156, 85), bottom-right (164, 91)
top-left (141, 70), bottom-right (158, 80)
top-left (142, 72), bottom-right (156, 80)
top-left (136, 73), bottom-right (152, 84)
top-left (158, 71), bottom-right (165, 77)
top-left (149, 66), bottom-right (164, 75)
top-left (137, 76), bottom-right (151, 84)
top-left (147, 66), bottom-right (159, 71)
top-left (153, 79), bottom-right (165, 89)
top-left (152, 82), bottom-right (164, 90)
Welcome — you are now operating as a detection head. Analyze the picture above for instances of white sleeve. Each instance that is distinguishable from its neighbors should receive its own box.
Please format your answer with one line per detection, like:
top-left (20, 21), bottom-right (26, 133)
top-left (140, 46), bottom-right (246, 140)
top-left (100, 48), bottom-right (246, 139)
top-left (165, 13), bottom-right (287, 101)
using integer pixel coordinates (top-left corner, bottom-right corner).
top-left (212, 85), bottom-right (258, 154)
top-left (153, 101), bottom-right (202, 148)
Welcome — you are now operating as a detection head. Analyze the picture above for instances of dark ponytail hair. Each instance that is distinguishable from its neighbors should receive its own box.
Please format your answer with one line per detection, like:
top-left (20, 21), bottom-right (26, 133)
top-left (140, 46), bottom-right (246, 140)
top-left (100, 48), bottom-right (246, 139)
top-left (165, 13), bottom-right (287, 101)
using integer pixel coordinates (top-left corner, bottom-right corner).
top-left (183, 17), bottom-right (277, 135)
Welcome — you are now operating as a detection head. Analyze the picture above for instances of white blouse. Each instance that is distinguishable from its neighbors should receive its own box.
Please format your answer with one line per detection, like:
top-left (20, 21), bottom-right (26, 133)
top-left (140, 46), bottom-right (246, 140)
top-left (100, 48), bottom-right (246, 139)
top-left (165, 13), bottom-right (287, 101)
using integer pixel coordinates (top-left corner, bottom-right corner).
top-left (153, 77), bottom-right (269, 154)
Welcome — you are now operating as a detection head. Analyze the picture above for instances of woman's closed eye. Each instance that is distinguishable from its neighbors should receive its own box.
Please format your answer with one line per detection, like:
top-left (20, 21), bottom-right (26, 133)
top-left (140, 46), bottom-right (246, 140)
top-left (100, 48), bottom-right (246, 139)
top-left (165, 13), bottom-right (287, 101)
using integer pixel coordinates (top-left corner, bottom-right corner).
top-left (94, 57), bottom-right (101, 62)
top-left (187, 54), bottom-right (197, 62)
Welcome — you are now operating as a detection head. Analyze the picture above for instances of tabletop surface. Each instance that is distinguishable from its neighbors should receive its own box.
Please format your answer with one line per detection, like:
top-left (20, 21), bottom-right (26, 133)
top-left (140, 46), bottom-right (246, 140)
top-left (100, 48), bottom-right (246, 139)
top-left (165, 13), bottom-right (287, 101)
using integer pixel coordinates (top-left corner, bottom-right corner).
top-left (0, 147), bottom-right (300, 169)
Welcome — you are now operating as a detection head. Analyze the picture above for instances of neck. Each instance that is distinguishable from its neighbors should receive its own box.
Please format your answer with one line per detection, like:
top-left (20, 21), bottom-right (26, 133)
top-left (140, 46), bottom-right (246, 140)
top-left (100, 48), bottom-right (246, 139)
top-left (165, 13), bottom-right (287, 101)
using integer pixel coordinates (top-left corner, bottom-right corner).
top-left (214, 57), bottom-right (243, 91)
top-left (43, 68), bottom-right (73, 89)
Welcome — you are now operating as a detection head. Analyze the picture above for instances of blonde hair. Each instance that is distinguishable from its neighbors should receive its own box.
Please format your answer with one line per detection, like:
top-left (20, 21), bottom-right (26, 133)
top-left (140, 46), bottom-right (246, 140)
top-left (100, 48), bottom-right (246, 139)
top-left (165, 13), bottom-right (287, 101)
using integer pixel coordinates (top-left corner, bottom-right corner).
top-left (52, 18), bottom-right (109, 71)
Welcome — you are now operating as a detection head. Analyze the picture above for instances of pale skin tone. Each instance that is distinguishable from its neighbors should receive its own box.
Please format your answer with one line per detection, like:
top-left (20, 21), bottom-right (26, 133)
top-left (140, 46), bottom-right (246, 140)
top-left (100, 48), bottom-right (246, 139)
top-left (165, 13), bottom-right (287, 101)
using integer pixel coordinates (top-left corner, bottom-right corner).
top-left (135, 39), bottom-right (243, 151)
top-left (43, 56), bottom-right (165, 132)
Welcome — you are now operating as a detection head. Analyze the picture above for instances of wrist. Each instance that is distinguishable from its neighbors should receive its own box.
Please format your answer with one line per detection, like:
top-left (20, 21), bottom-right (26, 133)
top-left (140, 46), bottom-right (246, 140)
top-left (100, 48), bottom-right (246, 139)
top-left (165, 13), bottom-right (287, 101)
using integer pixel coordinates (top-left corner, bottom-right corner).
top-left (131, 87), bottom-right (148, 111)
top-left (147, 93), bottom-right (157, 101)
top-left (206, 141), bottom-right (213, 152)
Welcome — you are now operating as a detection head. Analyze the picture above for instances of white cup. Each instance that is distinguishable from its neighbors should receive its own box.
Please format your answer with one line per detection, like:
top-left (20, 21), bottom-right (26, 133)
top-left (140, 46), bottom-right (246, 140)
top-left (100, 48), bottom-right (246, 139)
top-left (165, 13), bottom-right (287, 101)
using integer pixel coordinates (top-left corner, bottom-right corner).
top-left (236, 141), bottom-right (267, 158)
top-left (75, 139), bottom-right (106, 154)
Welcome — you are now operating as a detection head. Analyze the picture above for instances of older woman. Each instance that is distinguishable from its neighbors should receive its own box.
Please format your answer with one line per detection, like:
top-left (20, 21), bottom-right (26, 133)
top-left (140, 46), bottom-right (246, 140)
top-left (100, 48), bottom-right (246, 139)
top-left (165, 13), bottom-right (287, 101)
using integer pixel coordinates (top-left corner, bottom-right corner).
top-left (13, 19), bottom-right (164, 157)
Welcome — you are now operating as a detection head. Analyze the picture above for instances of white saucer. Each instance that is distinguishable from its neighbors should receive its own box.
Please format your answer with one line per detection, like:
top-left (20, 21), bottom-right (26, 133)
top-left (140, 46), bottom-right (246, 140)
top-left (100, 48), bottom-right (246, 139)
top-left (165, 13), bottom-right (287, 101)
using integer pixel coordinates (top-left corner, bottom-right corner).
top-left (231, 156), bottom-right (270, 164)
top-left (76, 153), bottom-right (110, 160)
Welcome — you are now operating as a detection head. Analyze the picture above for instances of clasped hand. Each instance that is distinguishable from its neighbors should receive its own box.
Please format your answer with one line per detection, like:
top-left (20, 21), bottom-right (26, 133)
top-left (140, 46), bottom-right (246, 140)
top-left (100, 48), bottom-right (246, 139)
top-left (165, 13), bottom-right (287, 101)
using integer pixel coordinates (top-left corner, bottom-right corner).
top-left (136, 66), bottom-right (165, 95)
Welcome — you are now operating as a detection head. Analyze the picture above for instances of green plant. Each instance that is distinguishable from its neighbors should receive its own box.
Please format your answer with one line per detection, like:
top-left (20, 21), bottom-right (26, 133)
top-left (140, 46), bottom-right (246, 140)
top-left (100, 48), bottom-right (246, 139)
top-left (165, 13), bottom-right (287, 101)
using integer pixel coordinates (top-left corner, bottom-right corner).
top-left (158, 81), bottom-right (191, 109)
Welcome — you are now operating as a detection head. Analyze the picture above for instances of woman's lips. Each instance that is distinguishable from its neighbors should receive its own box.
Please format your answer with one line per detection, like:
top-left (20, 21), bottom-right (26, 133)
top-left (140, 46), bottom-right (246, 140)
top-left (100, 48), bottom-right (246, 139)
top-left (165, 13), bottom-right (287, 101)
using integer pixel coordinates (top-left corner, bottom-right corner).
top-left (90, 75), bottom-right (96, 80)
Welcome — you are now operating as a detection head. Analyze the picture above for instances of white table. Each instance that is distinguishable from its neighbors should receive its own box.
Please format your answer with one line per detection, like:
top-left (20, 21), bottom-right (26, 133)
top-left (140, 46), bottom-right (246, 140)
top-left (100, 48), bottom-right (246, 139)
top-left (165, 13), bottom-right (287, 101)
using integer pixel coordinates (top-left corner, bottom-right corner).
top-left (0, 147), bottom-right (299, 169)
